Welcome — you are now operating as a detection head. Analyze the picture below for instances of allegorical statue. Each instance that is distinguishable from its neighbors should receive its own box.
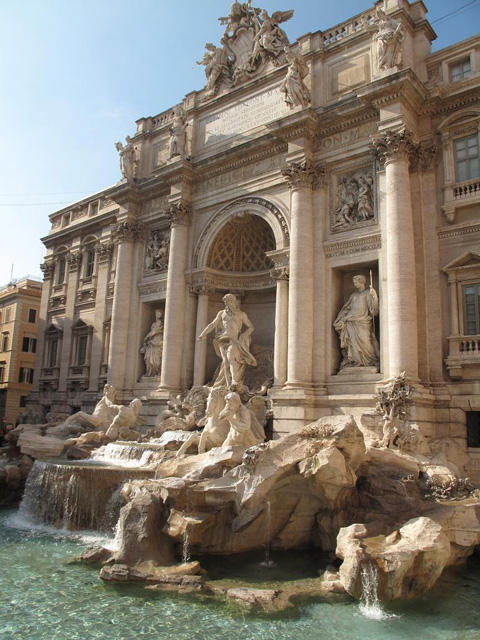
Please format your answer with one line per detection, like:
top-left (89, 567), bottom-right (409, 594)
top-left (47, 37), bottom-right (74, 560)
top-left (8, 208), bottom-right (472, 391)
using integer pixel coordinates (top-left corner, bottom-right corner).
top-left (115, 136), bottom-right (137, 181)
top-left (196, 43), bottom-right (233, 94)
top-left (61, 384), bottom-right (118, 434)
top-left (333, 275), bottom-right (380, 371)
top-left (374, 8), bottom-right (405, 71)
top-left (198, 293), bottom-right (256, 387)
top-left (140, 309), bottom-right (164, 377)
top-left (249, 9), bottom-right (293, 67)
top-left (281, 46), bottom-right (310, 109)
top-left (220, 391), bottom-right (265, 448)
top-left (168, 104), bottom-right (188, 160)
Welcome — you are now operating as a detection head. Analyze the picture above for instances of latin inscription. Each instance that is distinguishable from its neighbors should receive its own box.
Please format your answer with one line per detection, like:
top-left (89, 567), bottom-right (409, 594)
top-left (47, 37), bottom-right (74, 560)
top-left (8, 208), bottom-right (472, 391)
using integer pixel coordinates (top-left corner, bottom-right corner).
top-left (199, 88), bottom-right (288, 147)
top-left (195, 154), bottom-right (285, 194)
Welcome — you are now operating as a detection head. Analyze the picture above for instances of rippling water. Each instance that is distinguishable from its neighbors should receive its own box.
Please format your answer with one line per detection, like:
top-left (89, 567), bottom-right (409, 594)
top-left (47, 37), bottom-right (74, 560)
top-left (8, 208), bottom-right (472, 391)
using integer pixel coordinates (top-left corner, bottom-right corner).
top-left (1, 507), bottom-right (480, 640)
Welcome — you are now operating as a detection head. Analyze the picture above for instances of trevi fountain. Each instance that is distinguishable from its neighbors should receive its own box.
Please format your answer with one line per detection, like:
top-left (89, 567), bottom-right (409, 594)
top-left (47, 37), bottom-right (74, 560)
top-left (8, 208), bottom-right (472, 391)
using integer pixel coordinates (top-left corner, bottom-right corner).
top-left (2, 0), bottom-right (480, 638)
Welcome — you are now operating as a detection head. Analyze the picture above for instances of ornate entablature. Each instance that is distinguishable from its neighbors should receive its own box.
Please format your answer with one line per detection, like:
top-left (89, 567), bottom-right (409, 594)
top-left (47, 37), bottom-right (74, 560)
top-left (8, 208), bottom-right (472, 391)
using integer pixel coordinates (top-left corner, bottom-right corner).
top-left (330, 160), bottom-right (376, 233)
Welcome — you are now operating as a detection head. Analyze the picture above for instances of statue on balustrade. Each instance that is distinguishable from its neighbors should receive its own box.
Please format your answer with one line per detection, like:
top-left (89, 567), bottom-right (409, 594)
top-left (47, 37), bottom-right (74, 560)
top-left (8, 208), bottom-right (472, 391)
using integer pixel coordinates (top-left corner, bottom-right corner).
top-left (140, 309), bottom-right (164, 377)
top-left (334, 275), bottom-right (380, 371)
top-left (281, 46), bottom-right (310, 109)
top-left (115, 136), bottom-right (137, 181)
top-left (168, 104), bottom-right (188, 160)
top-left (197, 293), bottom-right (256, 388)
top-left (374, 8), bottom-right (405, 71)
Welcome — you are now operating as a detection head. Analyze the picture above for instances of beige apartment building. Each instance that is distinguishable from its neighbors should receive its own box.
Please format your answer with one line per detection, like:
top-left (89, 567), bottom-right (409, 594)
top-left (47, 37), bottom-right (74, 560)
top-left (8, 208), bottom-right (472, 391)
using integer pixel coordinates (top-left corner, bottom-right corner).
top-left (29, 1), bottom-right (480, 475)
top-left (0, 277), bottom-right (42, 426)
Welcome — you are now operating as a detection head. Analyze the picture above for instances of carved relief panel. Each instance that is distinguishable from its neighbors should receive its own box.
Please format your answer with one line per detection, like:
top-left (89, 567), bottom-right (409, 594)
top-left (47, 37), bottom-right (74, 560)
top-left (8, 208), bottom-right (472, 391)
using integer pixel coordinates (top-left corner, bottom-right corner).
top-left (145, 229), bottom-right (171, 273)
top-left (330, 161), bottom-right (377, 233)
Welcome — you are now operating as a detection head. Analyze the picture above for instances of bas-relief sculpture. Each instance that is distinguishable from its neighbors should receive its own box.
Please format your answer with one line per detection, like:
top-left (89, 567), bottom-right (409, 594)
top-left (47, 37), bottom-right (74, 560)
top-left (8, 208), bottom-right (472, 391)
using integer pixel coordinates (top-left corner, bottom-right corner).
top-left (334, 275), bottom-right (380, 371)
top-left (198, 293), bottom-right (256, 388)
top-left (281, 46), bottom-right (310, 109)
top-left (115, 136), bottom-right (137, 181)
top-left (197, 3), bottom-right (294, 97)
top-left (373, 8), bottom-right (405, 72)
top-left (332, 174), bottom-right (374, 231)
top-left (145, 231), bottom-right (170, 272)
top-left (140, 310), bottom-right (164, 378)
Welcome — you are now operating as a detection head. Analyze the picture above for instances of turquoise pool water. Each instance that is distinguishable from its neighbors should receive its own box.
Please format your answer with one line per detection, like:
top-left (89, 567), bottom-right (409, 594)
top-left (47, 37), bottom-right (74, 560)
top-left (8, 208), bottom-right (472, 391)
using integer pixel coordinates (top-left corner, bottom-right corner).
top-left (1, 507), bottom-right (480, 640)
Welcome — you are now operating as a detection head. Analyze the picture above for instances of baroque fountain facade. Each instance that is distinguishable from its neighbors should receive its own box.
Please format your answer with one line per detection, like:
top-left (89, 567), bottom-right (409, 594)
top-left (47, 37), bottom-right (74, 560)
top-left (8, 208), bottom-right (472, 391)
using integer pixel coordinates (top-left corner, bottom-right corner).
top-left (5, 0), bottom-right (480, 610)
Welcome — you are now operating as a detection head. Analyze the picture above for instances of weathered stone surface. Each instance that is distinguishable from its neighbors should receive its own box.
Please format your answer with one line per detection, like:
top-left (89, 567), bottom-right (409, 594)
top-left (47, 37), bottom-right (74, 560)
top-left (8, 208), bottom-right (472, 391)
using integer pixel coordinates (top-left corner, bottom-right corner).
top-left (226, 587), bottom-right (280, 607)
top-left (337, 517), bottom-right (451, 601)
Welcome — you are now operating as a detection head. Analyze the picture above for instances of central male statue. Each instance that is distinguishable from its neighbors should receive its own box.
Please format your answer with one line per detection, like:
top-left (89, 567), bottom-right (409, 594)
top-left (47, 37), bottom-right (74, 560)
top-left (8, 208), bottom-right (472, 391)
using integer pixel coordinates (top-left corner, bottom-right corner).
top-left (198, 293), bottom-right (256, 387)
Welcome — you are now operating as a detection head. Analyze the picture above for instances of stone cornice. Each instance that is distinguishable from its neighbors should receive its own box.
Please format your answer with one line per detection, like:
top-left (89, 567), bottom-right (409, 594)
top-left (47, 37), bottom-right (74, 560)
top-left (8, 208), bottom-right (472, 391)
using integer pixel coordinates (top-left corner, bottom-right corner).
top-left (266, 109), bottom-right (319, 143)
top-left (192, 142), bottom-right (287, 183)
top-left (323, 233), bottom-right (381, 259)
top-left (425, 87), bottom-right (480, 118)
top-left (438, 221), bottom-right (480, 240)
top-left (357, 69), bottom-right (427, 117)
top-left (316, 106), bottom-right (378, 140)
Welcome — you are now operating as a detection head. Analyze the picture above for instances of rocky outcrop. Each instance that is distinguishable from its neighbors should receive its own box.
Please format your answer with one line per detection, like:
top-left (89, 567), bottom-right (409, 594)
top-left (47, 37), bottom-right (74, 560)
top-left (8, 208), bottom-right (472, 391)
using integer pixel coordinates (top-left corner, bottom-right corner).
top-left (337, 517), bottom-right (451, 601)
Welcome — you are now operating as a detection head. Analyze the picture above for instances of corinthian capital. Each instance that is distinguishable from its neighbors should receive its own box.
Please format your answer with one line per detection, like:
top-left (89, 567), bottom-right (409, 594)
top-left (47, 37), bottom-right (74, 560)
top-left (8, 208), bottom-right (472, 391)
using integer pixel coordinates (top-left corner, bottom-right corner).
top-left (270, 267), bottom-right (289, 282)
top-left (371, 128), bottom-right (419, 166)
top-left (112, 221), bottom-right (144, 244)
top-left (40, 260), bottom-right (55, 280)
top-left (166, 203), bottom-right (191, 227)
top-left (282, 159), bottom-right (324, 190)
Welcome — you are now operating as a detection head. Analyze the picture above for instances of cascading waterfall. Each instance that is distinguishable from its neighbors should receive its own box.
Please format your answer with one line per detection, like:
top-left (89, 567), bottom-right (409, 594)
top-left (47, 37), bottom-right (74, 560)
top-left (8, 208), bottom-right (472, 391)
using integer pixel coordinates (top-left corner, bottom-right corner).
top-left (260, 500), bottom-right (276, 568)
top-left (182, 526), bottom-right (191, 564)
top-left (90, 442), bottom-right (168, 468)
top-left (19, 459), bottom-right (155, 532)
top-left (359, 563), bottom-right (396, 620)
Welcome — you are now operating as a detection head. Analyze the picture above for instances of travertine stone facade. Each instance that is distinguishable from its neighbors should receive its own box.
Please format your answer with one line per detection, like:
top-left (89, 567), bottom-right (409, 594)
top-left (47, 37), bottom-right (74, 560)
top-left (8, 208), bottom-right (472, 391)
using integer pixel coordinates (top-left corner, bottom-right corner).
top-left (31, 1), bottom-right (480, 476)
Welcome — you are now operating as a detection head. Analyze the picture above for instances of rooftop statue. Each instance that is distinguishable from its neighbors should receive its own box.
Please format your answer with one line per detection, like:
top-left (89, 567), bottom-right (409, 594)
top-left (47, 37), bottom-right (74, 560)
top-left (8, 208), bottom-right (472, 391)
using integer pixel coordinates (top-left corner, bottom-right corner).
top-left (281, 46), bottom-right (310, 109)
top-left (197, 4), bottom-right (294, 95)
top-left (374, 8), bottom-right (405, 71)
top-left (248, 9), bottom-right (293, 68)
top-left (198, 293), bottom-right (257, 388)
top-left (196, 43), bottom-right (233, 96)
top-left (168, 104), bottom-right (188, 160)
top-left (114, 136), bottom-right (137, 181)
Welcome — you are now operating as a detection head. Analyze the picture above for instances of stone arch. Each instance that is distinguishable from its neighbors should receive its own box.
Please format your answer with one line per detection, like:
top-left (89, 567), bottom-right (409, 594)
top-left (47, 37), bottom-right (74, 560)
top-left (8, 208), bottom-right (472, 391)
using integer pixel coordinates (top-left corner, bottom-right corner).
top-left (438, 108), bottom-right (480, 132)
top-left (194, 196), bottom-right (289, 270)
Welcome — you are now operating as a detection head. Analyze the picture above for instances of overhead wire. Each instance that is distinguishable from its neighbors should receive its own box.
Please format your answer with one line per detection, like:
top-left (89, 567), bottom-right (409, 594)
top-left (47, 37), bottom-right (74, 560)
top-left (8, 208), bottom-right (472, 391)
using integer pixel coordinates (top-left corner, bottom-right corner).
top-left (431, 0), bottom-right (480, 26)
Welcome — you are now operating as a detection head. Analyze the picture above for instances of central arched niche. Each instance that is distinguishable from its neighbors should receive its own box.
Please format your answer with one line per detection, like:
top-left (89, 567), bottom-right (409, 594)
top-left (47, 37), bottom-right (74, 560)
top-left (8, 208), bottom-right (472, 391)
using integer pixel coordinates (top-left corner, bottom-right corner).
top-left (207, 213), bottom-right (275, 272)
top-left (203, 213), bottom-right (277, 387)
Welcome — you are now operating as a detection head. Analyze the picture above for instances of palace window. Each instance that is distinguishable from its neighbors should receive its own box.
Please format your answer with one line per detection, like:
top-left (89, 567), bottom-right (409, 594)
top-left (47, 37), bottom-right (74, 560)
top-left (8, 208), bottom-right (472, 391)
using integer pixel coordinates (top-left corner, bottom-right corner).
top-left (467, 412), bottom-right (480, 448)
top-left (18, 367), bottom-right (34, 384)
top-left (454, 134), bottom-right (479, 183)
top-left (1, 333), bottom-right (9, 352)
top-left (22, 337), bottom-right (37, 353)
top-left (464, 283), bottom-right (480, 335)
top-left (84, 249), bottom-right (95, 278)
top-left (0, 363), bottom-right (5, 383)
top-left (27, 308), bottom-right (37, 323)
top-left (70, 319), bottom-right (92, 369)
top-left (4, 307), bottom-right (11, 323)
top-left (47, 338), bottom-right (58, 368)
top-left (56, 258), bottom-right (66, 285)
top-left (19, 396), bottom-right (28, 408)
top-left (451, 58), bottom-right (471, 83)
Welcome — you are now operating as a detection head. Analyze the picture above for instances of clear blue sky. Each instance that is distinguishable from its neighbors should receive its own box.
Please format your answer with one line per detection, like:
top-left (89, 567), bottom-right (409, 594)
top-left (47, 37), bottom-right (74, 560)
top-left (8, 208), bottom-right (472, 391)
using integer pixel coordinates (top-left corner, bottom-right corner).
top-left (1, 0), bottom-right (479, 285)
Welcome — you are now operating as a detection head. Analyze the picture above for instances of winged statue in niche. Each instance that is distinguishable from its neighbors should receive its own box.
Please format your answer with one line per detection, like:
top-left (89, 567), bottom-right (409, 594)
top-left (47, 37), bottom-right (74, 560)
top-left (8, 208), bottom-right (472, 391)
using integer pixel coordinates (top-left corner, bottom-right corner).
top-left (197, 2), bottom-right (294, 97)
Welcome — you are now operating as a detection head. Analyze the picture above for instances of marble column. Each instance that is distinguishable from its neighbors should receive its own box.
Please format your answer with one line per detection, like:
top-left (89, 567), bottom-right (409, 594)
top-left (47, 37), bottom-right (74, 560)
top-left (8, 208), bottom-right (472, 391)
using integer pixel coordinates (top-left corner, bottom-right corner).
top-left (373, 129), bottom-right (419, 380)
top-left (282, 159), bottom-right (322, 388)
top-left (108, 221), bottom-right (144, 393)
top-left (159, 203), bottom-right (191, 392)
top-left (192, 285), bottom-right (212, 387)
top-left (271, 268), bottom-right (289, 387)
top-left (88, 242), bottom-right (113, 390)
top-left (58, 250), bottom-right (82, 393)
